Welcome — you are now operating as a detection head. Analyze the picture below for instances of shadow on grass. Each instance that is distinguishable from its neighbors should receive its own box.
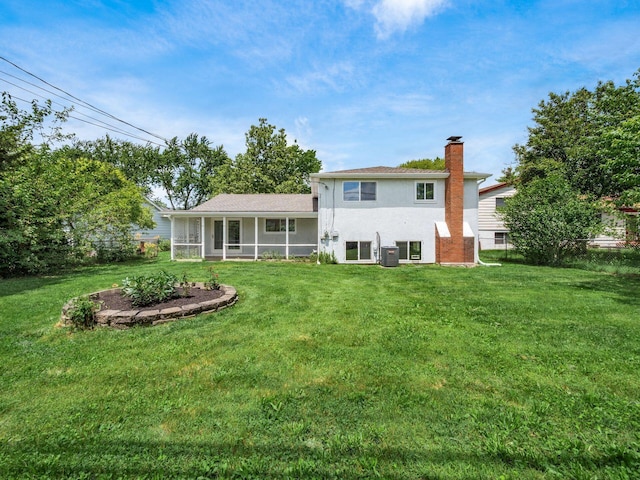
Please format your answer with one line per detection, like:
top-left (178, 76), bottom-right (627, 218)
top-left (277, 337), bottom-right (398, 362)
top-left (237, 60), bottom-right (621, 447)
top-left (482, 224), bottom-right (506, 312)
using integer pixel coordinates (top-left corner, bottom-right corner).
top-left (0, 257), bottom-right (158, 299)
top-left (573, 273), bottom-right (640, 306)
top-left (1, 437), bottom-right (637, 478)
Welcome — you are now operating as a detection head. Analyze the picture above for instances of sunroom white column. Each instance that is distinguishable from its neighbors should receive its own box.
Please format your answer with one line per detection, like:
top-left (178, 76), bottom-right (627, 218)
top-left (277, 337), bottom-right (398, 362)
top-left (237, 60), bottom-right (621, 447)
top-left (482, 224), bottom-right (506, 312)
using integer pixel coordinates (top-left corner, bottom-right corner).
top-left (285, 216), bottom-right (290, 259)
top-left (222, 216), bottom-right (227, 261)
top-left (200, 216), bottom-right (205, 259)
top-left (254, 216), bottom-right (259, 260)
top-left (170, 216), bottom-right (175, 260)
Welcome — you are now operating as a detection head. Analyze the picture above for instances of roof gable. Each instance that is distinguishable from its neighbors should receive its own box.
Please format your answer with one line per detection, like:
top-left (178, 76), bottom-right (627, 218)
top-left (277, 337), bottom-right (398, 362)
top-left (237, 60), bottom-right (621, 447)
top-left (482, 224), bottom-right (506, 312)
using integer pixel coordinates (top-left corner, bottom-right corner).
top-left (323, 166), bottom-right (446, 175)
top-left (479, 182), bottom-right (515, 196)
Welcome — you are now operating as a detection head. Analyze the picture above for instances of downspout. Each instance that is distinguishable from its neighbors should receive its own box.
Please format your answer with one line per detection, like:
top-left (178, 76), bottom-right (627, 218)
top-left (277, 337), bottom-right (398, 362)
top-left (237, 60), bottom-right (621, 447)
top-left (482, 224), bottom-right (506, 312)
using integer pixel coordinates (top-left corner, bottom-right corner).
top-left (478, 258), bottom-right (502, 267)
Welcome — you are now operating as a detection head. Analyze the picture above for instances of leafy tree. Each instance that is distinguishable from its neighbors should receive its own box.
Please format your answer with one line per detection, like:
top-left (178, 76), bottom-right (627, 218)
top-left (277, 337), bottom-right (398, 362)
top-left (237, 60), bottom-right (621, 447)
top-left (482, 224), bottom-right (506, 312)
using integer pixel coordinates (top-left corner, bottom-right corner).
top-left (496, 166), bottom-right (517, 184)
top-left (65, 136), bottom-right (152, 193)
top-left (211, 118), bottom-right (321, 194)
top-left (0, 94), bottom-right (153, 275)
top-left (513, 70), bottom-right (640, 200)
top-left (398, 157), bottom-right (445, 170)
top-left (500, 174), bottom-right (602, 265)
top-left (66, 134), bottom-right (230, 210)
top-left (146, 134), bottom-right (230, 209)
top-left (600, 114), bottom-right (640, 206)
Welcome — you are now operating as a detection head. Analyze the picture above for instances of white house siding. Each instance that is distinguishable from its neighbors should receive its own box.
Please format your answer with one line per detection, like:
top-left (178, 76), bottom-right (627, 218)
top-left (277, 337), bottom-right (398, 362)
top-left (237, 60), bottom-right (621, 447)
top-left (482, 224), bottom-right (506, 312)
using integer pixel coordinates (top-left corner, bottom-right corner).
top-left (592, 212), bottom-right (630, 247)
top-left (317, 177), bottom-right (482, 263)
top-left (478, 184), bottom-right (516, 250)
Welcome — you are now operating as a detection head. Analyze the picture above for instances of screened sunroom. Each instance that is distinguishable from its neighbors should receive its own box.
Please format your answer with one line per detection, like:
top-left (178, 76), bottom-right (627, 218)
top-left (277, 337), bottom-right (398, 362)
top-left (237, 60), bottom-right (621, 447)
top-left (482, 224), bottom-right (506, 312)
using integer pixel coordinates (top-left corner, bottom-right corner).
top-left (165, 194), bottom-right (318, 261)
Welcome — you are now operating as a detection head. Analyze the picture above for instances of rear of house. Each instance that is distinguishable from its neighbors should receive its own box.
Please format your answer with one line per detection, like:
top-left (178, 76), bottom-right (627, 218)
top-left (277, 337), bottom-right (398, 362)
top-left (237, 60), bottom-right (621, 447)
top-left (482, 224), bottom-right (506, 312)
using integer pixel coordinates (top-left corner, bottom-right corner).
top-left (311, 136), bottom-right (490, 264)
top-left (165, 136), bottom-right (491, 264)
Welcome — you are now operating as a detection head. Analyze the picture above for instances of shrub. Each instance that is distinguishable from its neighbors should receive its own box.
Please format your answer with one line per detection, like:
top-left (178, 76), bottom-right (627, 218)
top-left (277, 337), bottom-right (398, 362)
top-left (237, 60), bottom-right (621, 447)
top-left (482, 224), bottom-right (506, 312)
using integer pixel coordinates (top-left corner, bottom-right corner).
top-left (204, 266), bottom-right (220, 291)
top-left (121, 270), bottom-right (178, 307)
top-left (261, 250), bottom-right (283, 260)
top-left (67, 295), bottom-right (99, 329)
top-left (158, 238), bottom-right (171, 252)
top-left (144, 242), bottom-right (159, 258)
top-left (94, 240), bottom-right (137, 263)
top-left (310, 250), bottom-right (337, 264)
top-left (180, 272), bottom-right (191, 296)
top-left (500, 174), bottom-right (602, 266)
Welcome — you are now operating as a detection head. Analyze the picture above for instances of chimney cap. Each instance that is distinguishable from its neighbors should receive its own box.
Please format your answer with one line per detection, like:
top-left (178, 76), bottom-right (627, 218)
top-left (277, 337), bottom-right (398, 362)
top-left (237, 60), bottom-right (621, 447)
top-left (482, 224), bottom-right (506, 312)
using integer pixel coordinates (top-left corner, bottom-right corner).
top-left (447, 136), bottom-right (463, 143)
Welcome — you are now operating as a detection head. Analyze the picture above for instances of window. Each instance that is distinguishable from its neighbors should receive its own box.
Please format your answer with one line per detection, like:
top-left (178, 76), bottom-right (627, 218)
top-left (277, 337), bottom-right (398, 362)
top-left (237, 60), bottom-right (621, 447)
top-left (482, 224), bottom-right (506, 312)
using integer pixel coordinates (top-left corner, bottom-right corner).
top-left (346, 241), bottom-right (371, 261)
top-left (495, 197), bottom-right (506, 208)
top-left (343, 181), bottom-right (376, 201)
top-left (228, 220), bottom-right (241, 250)
top-left (495, 232), bottom-right (508, 245)
top-left (396, 241), bottom-right (422, 260)
top-left (265, 218), bottom-right (295, 233)
top-left (416, 182), bottom-right (435, 201)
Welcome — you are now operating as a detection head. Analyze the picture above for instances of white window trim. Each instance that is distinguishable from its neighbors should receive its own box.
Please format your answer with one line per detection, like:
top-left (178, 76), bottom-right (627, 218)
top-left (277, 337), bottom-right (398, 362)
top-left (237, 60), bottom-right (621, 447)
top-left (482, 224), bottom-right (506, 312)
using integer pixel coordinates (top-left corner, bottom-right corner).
top-left (494, 231), bottom-right (509, 245)
top-left (343, 181), bottom-right (377, 202)
top-left (414, 181), bottom-right (436, 203)
top-left (345, 241), bottom-right (372, 262)
top-left (395, 240), bottom-right (422, 261)
top-left (226, 218), bottom-right (242, 251)
top-left (264, 218), bottom-right (296, 234)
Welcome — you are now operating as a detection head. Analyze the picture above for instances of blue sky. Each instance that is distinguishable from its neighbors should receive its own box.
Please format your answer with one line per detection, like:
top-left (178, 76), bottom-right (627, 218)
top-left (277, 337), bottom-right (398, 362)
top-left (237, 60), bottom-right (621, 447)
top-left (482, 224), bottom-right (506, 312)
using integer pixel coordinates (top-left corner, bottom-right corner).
top-left (1, 0), bottom-right (639, 185)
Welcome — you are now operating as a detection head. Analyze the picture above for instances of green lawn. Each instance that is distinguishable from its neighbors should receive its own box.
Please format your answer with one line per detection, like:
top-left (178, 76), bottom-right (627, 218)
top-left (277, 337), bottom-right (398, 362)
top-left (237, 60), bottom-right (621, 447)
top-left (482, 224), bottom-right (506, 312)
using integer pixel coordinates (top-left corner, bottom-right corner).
top-left (1, 254), bottom-right (639, 479)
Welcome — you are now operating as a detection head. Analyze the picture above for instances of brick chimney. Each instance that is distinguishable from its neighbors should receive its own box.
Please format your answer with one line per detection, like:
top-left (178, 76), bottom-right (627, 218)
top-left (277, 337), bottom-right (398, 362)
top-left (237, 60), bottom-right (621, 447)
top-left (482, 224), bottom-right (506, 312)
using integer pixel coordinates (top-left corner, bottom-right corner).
top-left (436, 136), bottom-right (475, 264)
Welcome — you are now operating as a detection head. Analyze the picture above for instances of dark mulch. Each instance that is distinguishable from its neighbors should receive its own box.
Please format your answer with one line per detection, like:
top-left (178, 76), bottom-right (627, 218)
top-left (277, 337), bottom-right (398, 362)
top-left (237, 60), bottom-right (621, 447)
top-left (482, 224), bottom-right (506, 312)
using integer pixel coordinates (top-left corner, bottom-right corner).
top-left (95, 286), bottom-right (224, 312)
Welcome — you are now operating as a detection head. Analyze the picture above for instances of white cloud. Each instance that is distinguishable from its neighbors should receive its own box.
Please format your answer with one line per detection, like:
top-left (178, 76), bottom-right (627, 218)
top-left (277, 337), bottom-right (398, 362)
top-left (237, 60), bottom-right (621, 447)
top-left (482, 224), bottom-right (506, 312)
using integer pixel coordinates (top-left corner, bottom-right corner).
top-left (373, 0), bottom-right (449, 38)
top-left (345, 0), bottom-right (450, 39)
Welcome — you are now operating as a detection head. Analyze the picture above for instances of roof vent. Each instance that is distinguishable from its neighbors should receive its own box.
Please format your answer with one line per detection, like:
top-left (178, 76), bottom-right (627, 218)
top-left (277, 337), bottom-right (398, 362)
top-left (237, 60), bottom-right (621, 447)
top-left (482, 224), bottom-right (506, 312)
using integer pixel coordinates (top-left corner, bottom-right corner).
top-left (447, 136), bottom-right (463, 143)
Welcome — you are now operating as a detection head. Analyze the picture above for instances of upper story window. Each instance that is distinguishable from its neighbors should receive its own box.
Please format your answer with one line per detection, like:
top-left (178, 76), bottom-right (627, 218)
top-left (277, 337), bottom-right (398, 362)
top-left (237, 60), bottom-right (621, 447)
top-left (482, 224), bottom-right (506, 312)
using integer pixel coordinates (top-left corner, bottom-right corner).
top-left (265, 218), bottom-right (295, 233)
top-left (415, 182), bottom-right (435, 201)
top-left (495, 197), bottom-right (506, 208)
top-left (343, 181), bottom-right (377, 201)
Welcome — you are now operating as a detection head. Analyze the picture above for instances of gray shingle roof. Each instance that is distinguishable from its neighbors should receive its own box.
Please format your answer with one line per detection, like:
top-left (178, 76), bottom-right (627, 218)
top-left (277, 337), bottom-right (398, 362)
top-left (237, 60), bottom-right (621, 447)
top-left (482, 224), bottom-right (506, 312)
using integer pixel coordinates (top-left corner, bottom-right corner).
top-left (191, 194), bottom-right (315, 213)
top-left (319, 166), bottom-right (445, 174)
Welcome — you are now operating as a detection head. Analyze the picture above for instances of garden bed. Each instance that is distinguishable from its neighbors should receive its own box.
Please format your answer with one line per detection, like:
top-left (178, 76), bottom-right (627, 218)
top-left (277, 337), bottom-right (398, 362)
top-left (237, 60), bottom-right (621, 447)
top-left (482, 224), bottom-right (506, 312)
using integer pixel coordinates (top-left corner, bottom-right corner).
top-left (61, 283), bottom-right (237, 329)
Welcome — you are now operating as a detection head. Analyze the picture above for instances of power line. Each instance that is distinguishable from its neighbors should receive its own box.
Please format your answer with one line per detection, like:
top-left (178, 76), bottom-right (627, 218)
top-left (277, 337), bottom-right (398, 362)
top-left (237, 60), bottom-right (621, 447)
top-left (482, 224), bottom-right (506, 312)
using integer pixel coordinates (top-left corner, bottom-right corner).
top-left (1, 76), bottom-right (165, 146)
top-left (0, 56), bottom-right (169, 144)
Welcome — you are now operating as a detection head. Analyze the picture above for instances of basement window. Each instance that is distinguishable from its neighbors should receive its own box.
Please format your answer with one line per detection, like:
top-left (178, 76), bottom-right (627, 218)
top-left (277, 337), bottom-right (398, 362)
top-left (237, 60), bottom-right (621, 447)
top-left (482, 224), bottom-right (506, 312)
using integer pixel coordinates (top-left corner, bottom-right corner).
top-left (346, 241), bottom-right (371, 261)
top-left (396, 241), bottom-right (422, 260)
top-left (495, 232), bottom-right (509, 245)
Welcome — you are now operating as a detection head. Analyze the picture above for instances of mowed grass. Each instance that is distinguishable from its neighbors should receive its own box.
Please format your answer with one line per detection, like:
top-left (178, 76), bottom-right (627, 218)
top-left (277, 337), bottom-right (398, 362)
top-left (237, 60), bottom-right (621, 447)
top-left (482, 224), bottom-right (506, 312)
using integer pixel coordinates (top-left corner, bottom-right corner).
top-left (1, 254), bottom-right (639, 479)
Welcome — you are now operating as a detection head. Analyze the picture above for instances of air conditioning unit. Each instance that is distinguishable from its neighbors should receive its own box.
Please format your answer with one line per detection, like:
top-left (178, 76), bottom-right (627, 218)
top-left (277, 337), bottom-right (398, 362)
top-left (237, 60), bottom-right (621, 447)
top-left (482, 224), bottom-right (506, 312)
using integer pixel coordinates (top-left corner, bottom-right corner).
top-left (380, 246), bottom-right (399, 267)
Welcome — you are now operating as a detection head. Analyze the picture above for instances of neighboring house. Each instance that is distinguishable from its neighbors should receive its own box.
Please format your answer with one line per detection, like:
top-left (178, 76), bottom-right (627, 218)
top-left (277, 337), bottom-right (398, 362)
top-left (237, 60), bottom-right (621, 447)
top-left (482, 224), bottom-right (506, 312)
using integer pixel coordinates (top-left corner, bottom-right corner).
top-left (478, 182), bottom-right (516, 250)
top-left (595, 207), bottom-right (639, 247)
top-left (479, 184), bottom-right (639, 249)
top-left (131, 197), bottom-right (172, 241)
top-left (164, 136), bottom-right (491, 264)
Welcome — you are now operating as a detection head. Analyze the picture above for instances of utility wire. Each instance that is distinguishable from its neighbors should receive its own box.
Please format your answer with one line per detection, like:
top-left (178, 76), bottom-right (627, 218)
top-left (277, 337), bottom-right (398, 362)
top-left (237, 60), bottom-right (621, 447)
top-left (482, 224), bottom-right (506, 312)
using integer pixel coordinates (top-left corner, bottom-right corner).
top-left (0, 56), bottom-right (169, 144)
top-left (7, 93), bottom-right (164, 145)
top-left (1, 76), bottom-right (164, 146)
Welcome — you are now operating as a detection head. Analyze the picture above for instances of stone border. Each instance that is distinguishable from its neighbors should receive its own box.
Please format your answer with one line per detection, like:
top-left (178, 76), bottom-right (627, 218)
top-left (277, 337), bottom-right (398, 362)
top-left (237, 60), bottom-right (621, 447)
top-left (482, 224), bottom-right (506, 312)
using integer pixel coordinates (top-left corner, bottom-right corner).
top-left (61, 283), bottom-right (237, 329)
